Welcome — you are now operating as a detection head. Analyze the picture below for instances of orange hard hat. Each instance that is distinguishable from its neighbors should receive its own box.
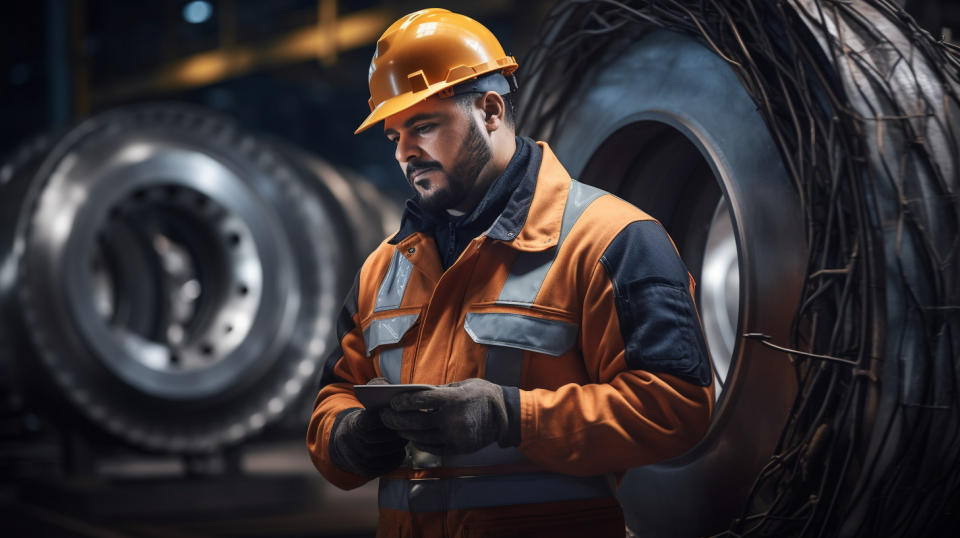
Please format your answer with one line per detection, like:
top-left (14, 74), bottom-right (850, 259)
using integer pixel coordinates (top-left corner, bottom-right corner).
top-left (354, 8), bottom-right (518, 134)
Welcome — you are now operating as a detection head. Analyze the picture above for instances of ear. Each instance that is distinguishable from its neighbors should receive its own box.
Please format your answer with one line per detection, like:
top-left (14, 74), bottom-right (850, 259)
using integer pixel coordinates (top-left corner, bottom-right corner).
top-left (478, 91), bottom-right (505, 133)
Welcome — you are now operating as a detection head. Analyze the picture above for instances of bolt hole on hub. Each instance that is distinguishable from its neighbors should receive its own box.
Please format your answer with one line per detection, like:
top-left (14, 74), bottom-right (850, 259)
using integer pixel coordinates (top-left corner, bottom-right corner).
top-left (1, 104), bottom-right (399, 454)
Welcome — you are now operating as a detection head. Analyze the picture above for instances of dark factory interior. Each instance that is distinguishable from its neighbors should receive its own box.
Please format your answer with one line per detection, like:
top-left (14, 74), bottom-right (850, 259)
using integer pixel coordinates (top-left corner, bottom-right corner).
top-left (2, 1), bottom-right (959, 537)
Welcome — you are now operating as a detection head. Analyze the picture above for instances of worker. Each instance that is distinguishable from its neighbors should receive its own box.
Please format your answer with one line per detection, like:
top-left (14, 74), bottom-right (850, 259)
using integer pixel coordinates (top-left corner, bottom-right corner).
top-left (307, 8), bottom-right (715, 537)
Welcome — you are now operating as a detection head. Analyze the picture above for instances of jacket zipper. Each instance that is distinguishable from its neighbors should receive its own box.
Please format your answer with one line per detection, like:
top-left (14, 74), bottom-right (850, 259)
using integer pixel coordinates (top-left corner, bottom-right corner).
top-left (445, 221), bottom-right (456, 269)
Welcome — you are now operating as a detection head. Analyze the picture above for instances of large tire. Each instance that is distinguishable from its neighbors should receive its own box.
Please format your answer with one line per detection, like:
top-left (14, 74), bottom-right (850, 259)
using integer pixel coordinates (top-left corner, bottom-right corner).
top-left (0, 103), bottom-right (397, 454)
top-left (520, 1), bottom-right (959, 536)
top-left (527, 27), bottom-right (806, 537)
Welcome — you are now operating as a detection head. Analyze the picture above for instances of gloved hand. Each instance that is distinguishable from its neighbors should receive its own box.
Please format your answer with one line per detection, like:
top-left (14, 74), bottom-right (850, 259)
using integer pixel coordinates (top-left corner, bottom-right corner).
top-left (328, 377), bottom-right (407, 477)
top-left (379, 378), bottom-right (519, 455)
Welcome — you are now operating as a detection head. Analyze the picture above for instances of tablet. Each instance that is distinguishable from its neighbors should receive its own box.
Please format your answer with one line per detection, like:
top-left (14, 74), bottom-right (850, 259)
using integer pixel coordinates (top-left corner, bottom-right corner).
top-left (353, 384), bottom-right (435, 410)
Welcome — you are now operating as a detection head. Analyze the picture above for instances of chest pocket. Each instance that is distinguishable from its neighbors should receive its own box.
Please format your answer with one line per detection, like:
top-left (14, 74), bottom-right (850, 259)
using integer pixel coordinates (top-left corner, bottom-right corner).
top-left (464, 312), bottom-right (578, 386)
top-left (462, 180), bottom-right (600, 386)
top-left (363, 309), bottom-right (420, 384)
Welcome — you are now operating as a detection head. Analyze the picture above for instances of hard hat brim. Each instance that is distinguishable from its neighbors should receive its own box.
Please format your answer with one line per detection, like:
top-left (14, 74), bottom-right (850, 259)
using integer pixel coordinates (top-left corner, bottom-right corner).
top-left (354, 85), bottom-right (439, 134)
top-left (354, 60), bottom-right (518, 135)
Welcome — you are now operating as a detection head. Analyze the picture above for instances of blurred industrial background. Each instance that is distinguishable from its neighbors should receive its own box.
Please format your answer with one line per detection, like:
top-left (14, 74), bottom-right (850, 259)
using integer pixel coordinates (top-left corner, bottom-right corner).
top-left (1, 2), bottom-right (554, 537)
top-left (1, 0), bottom-right (555, 197)
top-left (2, 1), bottom-right (959, 537)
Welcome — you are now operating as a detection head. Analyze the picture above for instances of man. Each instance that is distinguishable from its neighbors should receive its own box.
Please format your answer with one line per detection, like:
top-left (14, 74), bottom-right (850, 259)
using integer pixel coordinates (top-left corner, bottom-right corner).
top-left (307, 8), bottom-right (715, 537)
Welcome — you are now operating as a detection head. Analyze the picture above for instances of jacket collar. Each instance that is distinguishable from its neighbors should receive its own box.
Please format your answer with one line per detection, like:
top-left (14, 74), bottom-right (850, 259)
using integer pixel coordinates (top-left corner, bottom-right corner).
top-left (488, 141), bottom-right (570, 251)
top-left (389, 141), bottom-right (573, 253)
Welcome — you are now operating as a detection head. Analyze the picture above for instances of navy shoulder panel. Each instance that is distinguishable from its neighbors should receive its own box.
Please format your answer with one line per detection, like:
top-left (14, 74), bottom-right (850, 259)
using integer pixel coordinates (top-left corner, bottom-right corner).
top-left (599, 220), bottom-right (712, 387)
top-left (318, 271), bottom-right (361, 389)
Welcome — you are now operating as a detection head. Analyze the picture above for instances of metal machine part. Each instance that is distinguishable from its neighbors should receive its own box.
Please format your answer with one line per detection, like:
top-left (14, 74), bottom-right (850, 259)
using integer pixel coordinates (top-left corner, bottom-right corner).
top-left (0, 104), bottom-right (397, 454)
top-left (700, 199), bottom-right (739, 391)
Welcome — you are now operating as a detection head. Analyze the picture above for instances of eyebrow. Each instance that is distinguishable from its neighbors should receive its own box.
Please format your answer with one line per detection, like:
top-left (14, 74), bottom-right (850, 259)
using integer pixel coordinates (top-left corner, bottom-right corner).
top-left (384, 113), bottom-right (442, 137)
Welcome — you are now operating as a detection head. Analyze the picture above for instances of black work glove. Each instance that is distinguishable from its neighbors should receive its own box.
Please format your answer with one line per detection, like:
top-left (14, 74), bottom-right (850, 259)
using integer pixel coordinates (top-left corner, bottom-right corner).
top-left (379, 378), bottom-right (520, 455)
top-left (328, 378), bottom-right (407, 477)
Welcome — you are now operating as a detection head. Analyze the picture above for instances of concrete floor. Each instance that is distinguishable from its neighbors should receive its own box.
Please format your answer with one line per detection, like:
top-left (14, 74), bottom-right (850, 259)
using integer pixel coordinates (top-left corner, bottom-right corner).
top-left (2, 440), bottom-right (380, 537)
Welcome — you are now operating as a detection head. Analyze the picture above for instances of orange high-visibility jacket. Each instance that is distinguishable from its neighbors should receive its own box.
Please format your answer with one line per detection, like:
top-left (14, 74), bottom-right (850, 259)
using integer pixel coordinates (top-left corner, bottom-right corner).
top-left (307, 142), bottom-right (715, 537)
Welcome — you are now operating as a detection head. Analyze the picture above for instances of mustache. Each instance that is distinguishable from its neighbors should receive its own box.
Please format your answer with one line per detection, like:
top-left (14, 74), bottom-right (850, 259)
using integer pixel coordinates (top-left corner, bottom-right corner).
top-left (406, 160), bottom-right (442, 182)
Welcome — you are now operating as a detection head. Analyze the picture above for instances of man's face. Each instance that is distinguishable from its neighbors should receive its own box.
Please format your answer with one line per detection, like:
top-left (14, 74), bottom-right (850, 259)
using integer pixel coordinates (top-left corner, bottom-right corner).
top-left (384, 96), bottom-right (491, 212)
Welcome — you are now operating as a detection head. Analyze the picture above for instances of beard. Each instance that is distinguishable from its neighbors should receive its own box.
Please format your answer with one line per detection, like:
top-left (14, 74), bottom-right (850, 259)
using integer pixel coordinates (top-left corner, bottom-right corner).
top-left (407, 119), bottom-right (491, 212)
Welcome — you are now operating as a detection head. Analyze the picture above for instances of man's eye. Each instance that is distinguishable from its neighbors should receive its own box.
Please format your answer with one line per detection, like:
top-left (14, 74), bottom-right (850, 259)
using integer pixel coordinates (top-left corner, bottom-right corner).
top-left (415, 124), bottom-right (434, 134)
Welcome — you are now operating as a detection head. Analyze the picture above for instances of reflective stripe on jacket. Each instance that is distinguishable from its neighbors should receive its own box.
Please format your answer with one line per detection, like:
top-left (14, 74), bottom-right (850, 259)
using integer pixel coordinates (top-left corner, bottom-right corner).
top-left (307, 141), bottom-right (715, 536)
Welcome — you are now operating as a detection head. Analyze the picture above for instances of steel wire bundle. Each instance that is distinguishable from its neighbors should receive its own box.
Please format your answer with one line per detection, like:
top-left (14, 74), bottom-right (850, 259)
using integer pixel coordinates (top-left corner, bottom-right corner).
top-left (519, 1), bottom-right (960, 535)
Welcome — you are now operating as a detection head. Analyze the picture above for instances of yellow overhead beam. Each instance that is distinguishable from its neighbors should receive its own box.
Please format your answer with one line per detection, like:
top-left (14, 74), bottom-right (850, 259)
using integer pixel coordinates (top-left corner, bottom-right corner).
top-left (95, 7), bottom-right (390, 104)
top-left (93, 1), bottom-right (512, 106)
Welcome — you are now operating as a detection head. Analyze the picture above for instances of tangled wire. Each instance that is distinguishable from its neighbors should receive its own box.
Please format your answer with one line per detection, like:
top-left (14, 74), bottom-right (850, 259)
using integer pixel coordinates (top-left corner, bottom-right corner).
top-left (519, 1), bottom-right (960, 536)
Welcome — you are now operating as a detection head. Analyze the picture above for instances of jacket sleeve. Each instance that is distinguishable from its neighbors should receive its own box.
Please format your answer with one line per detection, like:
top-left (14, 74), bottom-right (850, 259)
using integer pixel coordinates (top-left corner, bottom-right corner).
top-left (518, 220), bottom-right (715, 476)
top-left (306, 272), bottom-right (377, 490)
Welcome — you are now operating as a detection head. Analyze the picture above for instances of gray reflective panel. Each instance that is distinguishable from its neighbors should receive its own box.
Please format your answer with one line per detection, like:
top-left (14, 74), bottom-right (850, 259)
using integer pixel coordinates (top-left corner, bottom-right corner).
top-left (379, 473), bottom-right (615, 512)
top-left (379, 347), bottom-right (404, 384)
top-left (494, 249), bottom-right (554, 306)
top-left (375, 249), bottom-right (413, 312)
top-left (363, 313), bottom-right (419, 356)
top-left (483, 345), bottom-right (525, 386)
top-left (442, 442), bottom-right (526, 467)
top-left (564, 181), bottom-right (608, 226)
top-left (464, 312), bottom-right (578, 357)
top-left (498, 180), bottom-right (606, 305)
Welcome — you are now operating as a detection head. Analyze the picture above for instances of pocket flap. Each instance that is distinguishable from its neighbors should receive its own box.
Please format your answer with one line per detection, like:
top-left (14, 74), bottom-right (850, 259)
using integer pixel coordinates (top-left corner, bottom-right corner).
top-left (363, 313), bottom-right (420, 356)
top-left (463, 312), bottom-right (578, 356)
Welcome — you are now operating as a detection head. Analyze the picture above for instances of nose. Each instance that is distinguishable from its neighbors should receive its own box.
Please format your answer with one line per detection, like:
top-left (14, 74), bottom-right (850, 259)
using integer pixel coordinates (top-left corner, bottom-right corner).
top-left (394, 132), bottom-right (420, 165)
